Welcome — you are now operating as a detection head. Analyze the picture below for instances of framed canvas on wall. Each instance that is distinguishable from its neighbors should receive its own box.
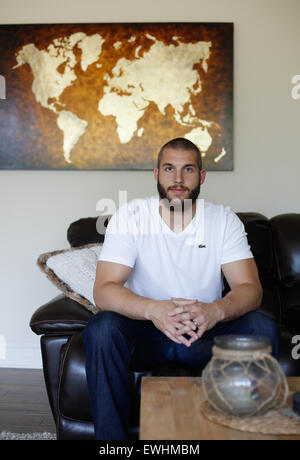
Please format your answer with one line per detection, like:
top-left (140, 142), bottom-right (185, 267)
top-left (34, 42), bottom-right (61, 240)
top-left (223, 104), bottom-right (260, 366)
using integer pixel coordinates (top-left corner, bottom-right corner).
top-left (0, 23), bottom-right (233, 170)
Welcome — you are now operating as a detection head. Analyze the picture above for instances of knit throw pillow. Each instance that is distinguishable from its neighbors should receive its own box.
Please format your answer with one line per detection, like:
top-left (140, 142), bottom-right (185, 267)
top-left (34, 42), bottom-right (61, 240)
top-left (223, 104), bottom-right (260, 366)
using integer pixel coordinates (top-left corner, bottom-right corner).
top-left (37, 244), bottom-right (101, 314)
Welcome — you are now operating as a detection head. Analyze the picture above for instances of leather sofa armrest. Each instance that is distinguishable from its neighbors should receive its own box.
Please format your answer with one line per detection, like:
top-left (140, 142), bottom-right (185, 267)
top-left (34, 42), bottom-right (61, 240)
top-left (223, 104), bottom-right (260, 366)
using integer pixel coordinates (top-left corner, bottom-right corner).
top-left (30, 294), bottom-right (93, 335)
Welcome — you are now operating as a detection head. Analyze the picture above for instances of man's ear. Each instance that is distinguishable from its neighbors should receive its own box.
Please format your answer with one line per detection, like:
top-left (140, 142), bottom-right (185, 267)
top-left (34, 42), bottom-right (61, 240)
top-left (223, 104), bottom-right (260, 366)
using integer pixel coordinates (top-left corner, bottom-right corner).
top-left (153, 167), bottom-right (159, 182)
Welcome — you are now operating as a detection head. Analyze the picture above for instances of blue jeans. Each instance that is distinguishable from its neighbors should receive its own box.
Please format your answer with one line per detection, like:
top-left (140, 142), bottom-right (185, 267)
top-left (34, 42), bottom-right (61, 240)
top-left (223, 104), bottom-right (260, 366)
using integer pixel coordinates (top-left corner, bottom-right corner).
top-left (82, 310), bottom-right (279, 440)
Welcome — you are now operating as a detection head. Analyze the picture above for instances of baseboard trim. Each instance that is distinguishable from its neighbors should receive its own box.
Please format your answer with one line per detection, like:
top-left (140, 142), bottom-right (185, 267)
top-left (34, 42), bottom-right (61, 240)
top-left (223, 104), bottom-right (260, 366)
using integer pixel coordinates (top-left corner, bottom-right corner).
top-left (0, 342), bottom-right (42, 369)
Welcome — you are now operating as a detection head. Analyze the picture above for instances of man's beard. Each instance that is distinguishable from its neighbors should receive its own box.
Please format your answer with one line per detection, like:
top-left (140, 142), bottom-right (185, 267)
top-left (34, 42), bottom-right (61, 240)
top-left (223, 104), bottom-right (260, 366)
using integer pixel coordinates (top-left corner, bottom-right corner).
top-left (157, 178), bottom-right (201, 212)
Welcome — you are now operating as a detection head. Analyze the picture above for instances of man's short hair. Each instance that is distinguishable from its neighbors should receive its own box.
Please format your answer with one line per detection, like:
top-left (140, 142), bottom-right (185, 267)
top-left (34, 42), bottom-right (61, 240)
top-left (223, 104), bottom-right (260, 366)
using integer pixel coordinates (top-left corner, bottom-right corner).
top-left (157, 138), bottom-right (202, 170)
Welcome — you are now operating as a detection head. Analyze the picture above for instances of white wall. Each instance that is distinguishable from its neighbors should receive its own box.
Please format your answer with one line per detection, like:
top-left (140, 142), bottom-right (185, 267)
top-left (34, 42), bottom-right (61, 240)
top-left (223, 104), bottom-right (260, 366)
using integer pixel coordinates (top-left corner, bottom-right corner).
top-left (0, 0), bottom-right (299, 368)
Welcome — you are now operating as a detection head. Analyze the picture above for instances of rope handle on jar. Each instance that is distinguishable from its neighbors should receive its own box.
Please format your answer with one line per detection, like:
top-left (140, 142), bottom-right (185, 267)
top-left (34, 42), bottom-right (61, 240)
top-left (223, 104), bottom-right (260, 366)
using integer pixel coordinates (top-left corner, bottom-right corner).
top-left (263, 353), bottom-right (289, 409)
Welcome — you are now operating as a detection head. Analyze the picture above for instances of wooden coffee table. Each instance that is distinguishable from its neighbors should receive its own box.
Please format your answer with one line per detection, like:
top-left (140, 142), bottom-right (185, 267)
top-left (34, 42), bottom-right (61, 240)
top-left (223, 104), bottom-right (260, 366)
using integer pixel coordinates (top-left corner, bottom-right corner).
top-left (139, 376), bottom-right (300, 440)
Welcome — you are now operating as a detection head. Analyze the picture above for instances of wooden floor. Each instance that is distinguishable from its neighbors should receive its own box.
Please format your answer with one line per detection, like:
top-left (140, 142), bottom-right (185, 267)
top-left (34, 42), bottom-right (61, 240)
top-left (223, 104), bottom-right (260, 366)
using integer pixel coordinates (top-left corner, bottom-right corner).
top-left (0, 368), bottom-right (56, 433)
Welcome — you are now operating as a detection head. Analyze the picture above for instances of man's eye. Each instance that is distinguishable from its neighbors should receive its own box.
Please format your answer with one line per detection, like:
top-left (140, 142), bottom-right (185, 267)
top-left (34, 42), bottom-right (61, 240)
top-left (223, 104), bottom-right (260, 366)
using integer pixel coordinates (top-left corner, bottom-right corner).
top-left (165, 167), bottom-right (173, 171)
top-left (185, 167), bottom-right (194, 172)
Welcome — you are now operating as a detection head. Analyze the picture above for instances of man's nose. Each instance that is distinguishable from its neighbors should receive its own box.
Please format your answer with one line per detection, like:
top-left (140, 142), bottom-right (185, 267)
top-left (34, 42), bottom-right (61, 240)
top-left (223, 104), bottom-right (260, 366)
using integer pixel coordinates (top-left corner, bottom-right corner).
top-left (174, 169), bottom-right (183, 183)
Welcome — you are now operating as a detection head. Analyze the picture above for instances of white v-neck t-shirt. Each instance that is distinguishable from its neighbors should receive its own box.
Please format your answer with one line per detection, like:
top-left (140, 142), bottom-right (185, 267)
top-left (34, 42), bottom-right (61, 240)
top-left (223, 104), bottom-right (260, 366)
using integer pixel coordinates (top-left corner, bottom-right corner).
top-left (99, 196), bottom-right (253, 303)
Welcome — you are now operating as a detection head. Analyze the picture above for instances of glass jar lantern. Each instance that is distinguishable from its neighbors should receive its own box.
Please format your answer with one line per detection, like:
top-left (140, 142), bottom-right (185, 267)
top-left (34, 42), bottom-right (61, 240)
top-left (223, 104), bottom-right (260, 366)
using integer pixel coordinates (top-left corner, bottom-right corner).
top-left (202, 335), bottom-right (289, 417)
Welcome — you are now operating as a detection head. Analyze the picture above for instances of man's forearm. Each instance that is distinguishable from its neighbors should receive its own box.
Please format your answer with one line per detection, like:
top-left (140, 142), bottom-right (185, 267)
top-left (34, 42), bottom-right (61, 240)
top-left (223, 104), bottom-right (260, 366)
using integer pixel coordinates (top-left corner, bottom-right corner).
top-left (94, 284), bottom-right (199, 346)
top-left (94, 282), bottom-right (154, 320)
top-left (213, 282), bottom-right (263, 322)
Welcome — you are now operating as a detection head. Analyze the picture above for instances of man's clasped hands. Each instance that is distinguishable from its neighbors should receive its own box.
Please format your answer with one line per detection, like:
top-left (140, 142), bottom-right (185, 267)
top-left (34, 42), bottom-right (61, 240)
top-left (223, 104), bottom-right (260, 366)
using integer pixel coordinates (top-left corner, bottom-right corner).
top-left (148, 297), bottom-right (224, 347)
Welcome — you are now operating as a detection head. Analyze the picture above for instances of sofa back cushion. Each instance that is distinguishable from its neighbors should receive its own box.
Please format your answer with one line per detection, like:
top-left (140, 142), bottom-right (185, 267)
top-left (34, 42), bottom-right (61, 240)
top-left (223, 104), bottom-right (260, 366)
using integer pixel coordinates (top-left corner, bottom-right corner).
top-left (67, 216), bottom-right (111, 247)
top-left (270, 214), bottom-right (300, 287)
top-left (237, 212), bottom-right (277, 286)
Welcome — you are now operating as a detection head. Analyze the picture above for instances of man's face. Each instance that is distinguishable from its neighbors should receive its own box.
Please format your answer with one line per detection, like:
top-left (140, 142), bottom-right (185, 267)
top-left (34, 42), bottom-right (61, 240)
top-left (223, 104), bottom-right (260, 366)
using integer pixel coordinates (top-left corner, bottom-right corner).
top-left (154, 148), bottom-right (206, 209)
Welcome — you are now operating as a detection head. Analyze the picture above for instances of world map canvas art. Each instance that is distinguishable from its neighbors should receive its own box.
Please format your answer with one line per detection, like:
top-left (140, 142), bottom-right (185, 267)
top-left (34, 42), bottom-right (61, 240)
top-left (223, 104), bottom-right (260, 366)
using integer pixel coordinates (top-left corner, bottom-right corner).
top-left (0, 23), bottom-right (233, 170)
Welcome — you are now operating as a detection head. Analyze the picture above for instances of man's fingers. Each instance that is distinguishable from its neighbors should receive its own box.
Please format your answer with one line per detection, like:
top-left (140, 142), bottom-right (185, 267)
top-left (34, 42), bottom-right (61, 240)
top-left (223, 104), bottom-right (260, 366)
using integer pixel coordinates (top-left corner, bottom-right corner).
top-left (175, 320), bottom-right (197, 335)
top-left (165, 323), bottom-right (191, 346)
top-left (195, 323), bottom-right (208, 340)
top-left (172, 312), bottom-right (195, 322)
top-left (165, 324), bottom-right (193, 347)
top-left (170, 332), bottom-right (191, 347)
top-left (164, 330), bottom-right (182, 344)
top-left (175, 319), bottom-right (208, 344)
top-left (168, 302), bottom-right (196, 317)
top-left (185, 324), bottom-right (207, 345)
top-left (167, 308), bottom-right (183, 317)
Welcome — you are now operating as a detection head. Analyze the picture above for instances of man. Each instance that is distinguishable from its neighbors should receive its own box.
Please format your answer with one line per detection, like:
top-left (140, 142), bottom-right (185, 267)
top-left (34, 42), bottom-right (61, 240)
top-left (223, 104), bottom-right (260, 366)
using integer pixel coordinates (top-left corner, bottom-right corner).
top-left (83, 138), bottom-right (279, 440)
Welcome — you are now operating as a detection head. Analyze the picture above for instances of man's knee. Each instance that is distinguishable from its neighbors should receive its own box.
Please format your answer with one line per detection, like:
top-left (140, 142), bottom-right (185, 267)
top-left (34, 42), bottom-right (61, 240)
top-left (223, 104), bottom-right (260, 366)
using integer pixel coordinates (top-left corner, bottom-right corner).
top-left (238, 310), bottom-right (280, 358)
top-left (83, 311), bottom-right (124, 346)
top-left (242, 310), bottom-right (279, 337)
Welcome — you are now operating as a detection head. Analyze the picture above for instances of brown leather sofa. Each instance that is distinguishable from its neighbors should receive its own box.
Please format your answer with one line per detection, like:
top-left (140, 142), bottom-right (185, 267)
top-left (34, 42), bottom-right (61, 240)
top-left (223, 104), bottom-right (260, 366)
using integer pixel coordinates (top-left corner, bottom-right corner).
top-left (30, 212), bottom-right (300, 440)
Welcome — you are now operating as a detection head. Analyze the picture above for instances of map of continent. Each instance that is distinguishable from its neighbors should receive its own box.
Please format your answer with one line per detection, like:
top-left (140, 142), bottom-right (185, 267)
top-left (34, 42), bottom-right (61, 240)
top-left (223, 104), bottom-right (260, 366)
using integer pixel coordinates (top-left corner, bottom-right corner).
top-left (14, 32), bottom-right (104, 163)
top-left (0, 24), bottom-right (233, 170)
